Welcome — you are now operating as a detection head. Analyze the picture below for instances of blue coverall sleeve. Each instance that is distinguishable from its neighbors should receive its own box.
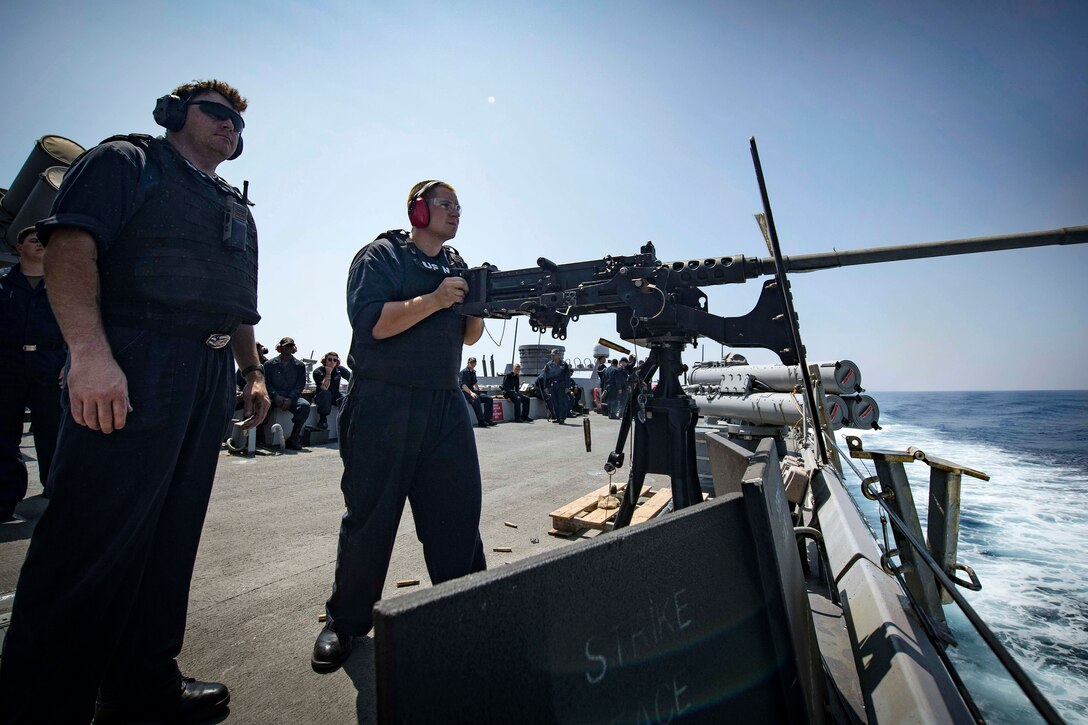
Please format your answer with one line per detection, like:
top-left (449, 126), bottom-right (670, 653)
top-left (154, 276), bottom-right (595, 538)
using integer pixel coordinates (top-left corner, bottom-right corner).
top-left (287, 362), bottom-right (305, 399)
top-left (36, 141), bottom-right (148, 253)
top-left (346, 240), bottom-right (402, 346)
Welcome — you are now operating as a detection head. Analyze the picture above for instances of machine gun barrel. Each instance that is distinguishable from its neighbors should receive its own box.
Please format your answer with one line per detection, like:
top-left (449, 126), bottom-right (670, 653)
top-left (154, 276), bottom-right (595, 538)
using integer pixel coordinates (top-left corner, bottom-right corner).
top-left (763, 226), bottom-right (1088, 274)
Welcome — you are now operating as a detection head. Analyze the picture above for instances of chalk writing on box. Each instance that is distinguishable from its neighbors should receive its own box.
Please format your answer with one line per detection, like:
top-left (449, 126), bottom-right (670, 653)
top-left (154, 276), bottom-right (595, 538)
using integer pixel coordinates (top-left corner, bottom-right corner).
top-left (582, 588), bottom-right (692, 685)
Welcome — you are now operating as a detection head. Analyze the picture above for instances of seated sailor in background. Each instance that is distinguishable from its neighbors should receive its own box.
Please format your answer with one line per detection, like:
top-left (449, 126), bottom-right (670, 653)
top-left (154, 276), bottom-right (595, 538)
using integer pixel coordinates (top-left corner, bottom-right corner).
top-left (312, 179), bottom-right (487, 674)
top-left (0, 227), bottom-right (65, 517)
top-left (461, 356), bottom-right (495, 427)
top-left (313, 351), bottom-right (350, 430)
top-left (502, 362), bottom-right (532, 422)
top-left (0, 79), bottom-right (267, 725)
top-left (568, 380), bottom-right (585, 416)
top-left (264, 335), bottom-right (310, 450)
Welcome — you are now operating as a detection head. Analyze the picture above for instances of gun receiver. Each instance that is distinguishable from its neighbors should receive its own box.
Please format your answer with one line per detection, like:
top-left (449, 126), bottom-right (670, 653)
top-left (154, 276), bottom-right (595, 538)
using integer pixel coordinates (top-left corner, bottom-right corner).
top-left (457, 226), bottom-right (1087, 364)
top-left (460, 242), bottom-right (794, 357)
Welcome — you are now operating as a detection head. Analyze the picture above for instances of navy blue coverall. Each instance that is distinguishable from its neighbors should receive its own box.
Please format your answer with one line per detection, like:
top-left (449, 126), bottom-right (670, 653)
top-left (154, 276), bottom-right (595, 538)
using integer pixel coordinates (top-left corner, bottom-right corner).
top-left (0, 265), bottom-right (65, 515)
top-left (502, 371), bottom-right (531, 422)
top-left (459, 365), bottom-right (493, 426)
top-left (325, 230), bottom-right (486, 637)
top-left (0, 135), bottom-right (260, 723)
top-left (604, 363), bottom-right (630, 419)
top-left (541, 360), bottom-right (572, 423)
top-left (265, 355), bottom-right (311, 441)
top-left (313, 364), bottom-right (351, 423)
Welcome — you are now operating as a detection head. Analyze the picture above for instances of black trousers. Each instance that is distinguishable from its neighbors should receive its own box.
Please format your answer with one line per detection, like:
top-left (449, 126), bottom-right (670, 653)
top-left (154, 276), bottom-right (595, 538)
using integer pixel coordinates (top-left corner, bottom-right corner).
top-left (314, 388), bottom-right (343, 418)
top-left (326, 379), bottom-right (486, 635)
top-left (463, 391), bottom-right (493, 424)
top-left (0, 327), bottom-right (234, 724)
top-left (279, 396), bottom-right (311, 438)
top-left (0, 357), bottom-right (62, 512)
top-left (606, 386), bottom-right (622, 419)
top-left (503, 391), bottom-right (531, 421)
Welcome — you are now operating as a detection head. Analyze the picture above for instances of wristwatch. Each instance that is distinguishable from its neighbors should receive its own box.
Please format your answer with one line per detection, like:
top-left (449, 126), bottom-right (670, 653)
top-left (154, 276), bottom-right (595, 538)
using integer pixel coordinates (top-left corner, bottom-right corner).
top-left (240, 364), bottom-right (265, 378)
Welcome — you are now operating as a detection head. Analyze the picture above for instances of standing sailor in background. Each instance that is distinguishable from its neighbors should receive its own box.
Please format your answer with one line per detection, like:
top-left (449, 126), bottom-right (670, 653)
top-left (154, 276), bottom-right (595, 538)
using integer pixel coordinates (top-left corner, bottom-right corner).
top-left (0, 80), bottom-right (268, 725)
top-left (591, 352), bottom-right (607, 414)
top-left (614, 357), bottom-right (631, 419)
top-left (312, 179), bottom-right (487, 673)
top-left (502, 362), bottom-right (532, 422)
top-left (602, 358), bottom-right (620, 418)
top-left (541, 349), bottom-right (572, 424)
top-left (0, 227), bottom-right (65, 519)
top-left (313, 351), bottom-right (350, 430)
top-left (264, 335), bottom-right (311, 449)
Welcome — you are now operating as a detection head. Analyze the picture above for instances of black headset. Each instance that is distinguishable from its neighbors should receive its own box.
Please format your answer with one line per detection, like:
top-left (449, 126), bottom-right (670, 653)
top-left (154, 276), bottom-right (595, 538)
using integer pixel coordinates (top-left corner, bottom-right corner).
top-left (153, 92), bottom-right (244, 160)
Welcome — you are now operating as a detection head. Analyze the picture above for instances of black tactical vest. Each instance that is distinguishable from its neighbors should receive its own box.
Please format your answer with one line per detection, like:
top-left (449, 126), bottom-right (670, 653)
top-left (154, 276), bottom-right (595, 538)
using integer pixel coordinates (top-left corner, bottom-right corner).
top-left (348, 231), bottom-right (467, 390)
top-left (98, 135), bottom-right (259, 331)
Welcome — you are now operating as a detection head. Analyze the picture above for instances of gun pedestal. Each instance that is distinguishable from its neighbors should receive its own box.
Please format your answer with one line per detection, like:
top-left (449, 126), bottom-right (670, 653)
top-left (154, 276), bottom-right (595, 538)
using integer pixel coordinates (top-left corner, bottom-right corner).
top-left (610, 341), bottom-right (704, 528)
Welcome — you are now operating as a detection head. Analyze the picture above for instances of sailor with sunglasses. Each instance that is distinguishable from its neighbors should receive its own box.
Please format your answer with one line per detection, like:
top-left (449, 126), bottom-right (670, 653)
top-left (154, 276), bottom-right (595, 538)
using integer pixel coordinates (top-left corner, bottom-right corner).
top-left (312, 180), bottom-right (488, 673)
top-left (312, 351), bottom-right (351, 430)
top-left (0, 80), bottom-right (267, 724)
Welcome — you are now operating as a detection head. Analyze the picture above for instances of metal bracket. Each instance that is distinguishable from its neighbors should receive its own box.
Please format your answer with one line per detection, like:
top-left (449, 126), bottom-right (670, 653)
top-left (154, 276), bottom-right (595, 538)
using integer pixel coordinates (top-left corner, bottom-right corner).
top-left (948, 562), bottom-right (982, 591)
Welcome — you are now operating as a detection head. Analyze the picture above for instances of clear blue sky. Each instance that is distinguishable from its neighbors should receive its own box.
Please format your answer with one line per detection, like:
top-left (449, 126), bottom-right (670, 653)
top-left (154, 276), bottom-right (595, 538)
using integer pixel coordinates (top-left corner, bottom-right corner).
top-left (3, 0), bottom-right (1086, 390)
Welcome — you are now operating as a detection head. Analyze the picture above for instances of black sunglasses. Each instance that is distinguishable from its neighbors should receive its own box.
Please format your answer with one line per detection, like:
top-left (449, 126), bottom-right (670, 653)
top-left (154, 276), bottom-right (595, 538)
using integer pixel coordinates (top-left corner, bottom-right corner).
top-left (192, 101), bottom-right (245, 131)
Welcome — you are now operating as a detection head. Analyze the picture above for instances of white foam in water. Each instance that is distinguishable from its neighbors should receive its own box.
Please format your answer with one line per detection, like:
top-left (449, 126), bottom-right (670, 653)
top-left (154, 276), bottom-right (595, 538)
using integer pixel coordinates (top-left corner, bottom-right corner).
top-left (839, 417), bottom-right (1088, 724)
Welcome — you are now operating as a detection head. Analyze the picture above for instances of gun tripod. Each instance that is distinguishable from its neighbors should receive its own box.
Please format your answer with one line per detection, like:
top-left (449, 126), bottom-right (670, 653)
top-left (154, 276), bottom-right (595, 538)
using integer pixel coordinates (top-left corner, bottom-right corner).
top-left (607, 340), bottom-right (704, 528)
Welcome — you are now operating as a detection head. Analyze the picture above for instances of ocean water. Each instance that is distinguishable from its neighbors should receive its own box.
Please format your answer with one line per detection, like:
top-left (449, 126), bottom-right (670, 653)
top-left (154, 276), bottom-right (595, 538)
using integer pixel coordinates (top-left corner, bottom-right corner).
top-left (837, 390), bottom-right (1088, 724)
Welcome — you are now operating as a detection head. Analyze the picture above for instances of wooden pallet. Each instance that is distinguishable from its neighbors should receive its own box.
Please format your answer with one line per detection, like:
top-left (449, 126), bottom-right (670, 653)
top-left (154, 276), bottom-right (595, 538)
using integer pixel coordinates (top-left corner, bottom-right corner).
top-left (548, 484), bottom-right (673, 536)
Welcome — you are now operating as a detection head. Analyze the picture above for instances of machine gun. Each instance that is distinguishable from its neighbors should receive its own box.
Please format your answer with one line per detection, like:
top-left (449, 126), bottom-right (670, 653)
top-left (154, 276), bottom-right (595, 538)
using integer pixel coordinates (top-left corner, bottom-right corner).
top-left (459, 225), bottom-right (1088, 359)
top-left (459, 224), bottom-right (1087, 522)
top-left (458, 140), bottom-right (1088, 528)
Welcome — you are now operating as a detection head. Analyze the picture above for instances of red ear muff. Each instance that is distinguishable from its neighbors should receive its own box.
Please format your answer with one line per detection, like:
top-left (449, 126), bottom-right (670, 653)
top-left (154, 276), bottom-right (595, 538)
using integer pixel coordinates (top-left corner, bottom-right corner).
top-left (408, 195), bottom-right (430, 228)
top-left (407, 180), bottom-right (444, 228)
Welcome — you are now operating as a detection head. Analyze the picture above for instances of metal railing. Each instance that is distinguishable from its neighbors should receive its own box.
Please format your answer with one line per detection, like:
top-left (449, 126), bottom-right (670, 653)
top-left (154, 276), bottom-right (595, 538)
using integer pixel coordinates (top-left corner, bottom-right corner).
top-left (850, 462), bottom-right (1065, 724)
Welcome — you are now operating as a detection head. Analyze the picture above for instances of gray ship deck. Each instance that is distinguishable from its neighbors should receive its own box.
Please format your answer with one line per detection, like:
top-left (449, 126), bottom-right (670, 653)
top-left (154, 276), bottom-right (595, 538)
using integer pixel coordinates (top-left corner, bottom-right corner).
top-left (1, 415), bottom-right (630, 724)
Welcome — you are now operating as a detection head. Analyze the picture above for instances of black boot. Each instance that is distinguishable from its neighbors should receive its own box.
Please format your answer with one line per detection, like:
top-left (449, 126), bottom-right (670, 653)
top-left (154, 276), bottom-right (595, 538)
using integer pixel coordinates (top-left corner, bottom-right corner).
top-left (93, 677), bottom-right (230, 724)
top-left (312, 624), bottom-right (354, 673)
